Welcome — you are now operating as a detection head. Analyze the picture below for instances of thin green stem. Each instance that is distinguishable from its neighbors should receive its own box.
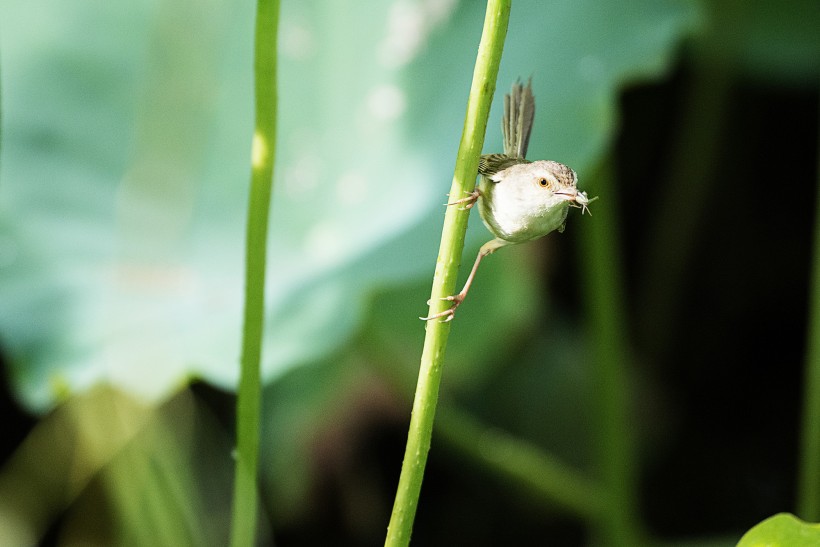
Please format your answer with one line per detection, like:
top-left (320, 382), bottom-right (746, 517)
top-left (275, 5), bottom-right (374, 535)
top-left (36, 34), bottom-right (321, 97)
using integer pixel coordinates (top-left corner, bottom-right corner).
top-left (796, 87), bottom-right (820, 521)
top-left (577, 158), bottom-right (645, 546)
top-left (383, 1), bottom-right (511, 545)
top-left (230, 1), bottom-right (280, 546)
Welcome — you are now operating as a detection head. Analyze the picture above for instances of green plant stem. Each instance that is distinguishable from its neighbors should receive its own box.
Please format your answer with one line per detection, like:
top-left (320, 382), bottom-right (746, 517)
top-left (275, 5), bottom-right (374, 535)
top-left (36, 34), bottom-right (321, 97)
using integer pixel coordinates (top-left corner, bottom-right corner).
top-left (435, 405), bottom-right (604, 520)
top-left (577, 158), bottom-right (645, 546)
top-left (383, 1), bottom-right (510, 545)
top-left (230, 1), bottom-right (280, 546)
top-left (797, 88), bottom-right (820, 521)
top-left (367, 332), bottom-right (605, 522)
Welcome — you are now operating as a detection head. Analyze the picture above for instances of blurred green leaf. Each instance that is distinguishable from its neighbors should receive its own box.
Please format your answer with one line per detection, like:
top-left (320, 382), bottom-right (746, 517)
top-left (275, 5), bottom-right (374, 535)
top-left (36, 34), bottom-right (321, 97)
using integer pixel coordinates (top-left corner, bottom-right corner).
top-left (99, 392), bottom-right (231, 547)
top-left (0, 387), bottom-right (238, 545)
top-left (259, 352), bottom-right (399, 529)
top-left (697, 0), bottom-right (820, 83)
top-left (0, 0), bottom-right (699, 410)
top-left (737, 513), bottom-right (820, 547)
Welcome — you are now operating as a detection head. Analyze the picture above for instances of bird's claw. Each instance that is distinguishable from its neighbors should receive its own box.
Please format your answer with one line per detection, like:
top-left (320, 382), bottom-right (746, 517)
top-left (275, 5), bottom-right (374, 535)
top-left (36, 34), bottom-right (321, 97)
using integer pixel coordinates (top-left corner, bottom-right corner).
top-left (420, 295), bottom-right (464, 322)
top-left (419, 308), bottom-right (455, 322)
top-left (445, 189), bottom-right (480, 210)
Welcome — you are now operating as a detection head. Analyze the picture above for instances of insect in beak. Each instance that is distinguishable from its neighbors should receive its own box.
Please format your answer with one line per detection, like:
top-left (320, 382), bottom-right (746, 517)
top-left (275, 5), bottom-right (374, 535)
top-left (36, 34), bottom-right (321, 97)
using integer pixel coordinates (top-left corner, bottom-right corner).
top-left (555, 190), bottom-right (596, 215)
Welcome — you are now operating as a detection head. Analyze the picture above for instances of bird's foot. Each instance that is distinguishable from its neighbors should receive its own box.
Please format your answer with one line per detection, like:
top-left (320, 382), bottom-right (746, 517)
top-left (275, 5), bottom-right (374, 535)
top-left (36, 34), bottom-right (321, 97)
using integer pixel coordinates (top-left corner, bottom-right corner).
top-left (445, 189), bottom-right (480, 210)
top-left (420, 294), bottom-right (465, 322)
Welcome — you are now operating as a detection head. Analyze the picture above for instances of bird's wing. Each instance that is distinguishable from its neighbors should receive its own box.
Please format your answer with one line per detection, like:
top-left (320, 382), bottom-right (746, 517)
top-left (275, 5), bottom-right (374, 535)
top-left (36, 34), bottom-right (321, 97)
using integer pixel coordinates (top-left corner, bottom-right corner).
top-left (503, 79), bottom-right (535, 159)
top-left (479, 154), bottom-right (529, 178)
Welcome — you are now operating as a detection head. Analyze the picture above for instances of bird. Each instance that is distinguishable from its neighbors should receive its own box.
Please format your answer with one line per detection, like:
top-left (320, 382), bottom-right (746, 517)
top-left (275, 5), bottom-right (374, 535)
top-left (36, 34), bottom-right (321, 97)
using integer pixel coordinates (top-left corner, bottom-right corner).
top-left (422, 79), bottom-right (593, 322)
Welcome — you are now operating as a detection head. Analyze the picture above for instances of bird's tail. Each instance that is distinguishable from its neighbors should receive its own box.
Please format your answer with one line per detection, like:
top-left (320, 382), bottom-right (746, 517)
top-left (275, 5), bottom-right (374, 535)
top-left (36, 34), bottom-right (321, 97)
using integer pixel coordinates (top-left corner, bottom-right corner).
top-left (502, 79), bottom-right (535, 159)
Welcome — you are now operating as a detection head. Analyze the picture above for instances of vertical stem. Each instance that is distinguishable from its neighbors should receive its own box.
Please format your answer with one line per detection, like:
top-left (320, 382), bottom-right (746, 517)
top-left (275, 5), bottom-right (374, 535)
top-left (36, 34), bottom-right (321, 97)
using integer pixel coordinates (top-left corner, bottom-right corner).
top-left (384, 1), bottom-right (511, 545)
top-left (797, 88), bottom-right (820, 521)
top-left (577, 158), bottom-right (645, 546)
top-left (230, 1), bottom-right (280, 546)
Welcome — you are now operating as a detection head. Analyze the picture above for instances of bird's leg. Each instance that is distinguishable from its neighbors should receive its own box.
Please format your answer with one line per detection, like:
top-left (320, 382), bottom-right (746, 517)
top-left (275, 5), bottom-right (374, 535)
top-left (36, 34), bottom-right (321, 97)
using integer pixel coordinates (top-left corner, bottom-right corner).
top-left (446, 188), bottom-right (481, 209)
top-left (420, 250), bottom-right (487, 322)
top-left (420, 239), bottom-right (507, 322)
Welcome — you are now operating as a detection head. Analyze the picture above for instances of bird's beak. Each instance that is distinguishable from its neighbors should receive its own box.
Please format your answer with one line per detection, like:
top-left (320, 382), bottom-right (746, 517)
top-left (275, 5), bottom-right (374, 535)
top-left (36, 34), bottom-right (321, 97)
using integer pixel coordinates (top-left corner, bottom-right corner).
top-left (554, 190), bottom-right (578, 201)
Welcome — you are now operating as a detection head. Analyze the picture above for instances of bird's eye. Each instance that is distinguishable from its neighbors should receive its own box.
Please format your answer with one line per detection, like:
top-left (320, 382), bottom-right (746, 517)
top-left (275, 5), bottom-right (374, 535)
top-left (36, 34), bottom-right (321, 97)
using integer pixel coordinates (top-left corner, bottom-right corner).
top-left (538, 178), bottom-right (549, 188)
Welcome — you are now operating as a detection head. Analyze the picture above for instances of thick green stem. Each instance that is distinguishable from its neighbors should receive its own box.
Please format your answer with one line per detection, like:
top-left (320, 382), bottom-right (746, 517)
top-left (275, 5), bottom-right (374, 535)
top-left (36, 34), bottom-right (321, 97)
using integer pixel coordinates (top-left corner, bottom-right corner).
top-left (796, 88), bottom-right (820, 521)
top-left (230, 1), bottom-right (280, 546)
top-left (577, 158), bottom-right (645, 546)
top-left (384, 1), bottom-right (511, 545)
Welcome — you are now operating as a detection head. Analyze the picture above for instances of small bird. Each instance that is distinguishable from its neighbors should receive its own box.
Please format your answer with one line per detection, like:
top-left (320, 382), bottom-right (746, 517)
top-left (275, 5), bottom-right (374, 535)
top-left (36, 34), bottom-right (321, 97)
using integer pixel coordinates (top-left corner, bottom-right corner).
top-left (423, 80), bottom-right (593, 322)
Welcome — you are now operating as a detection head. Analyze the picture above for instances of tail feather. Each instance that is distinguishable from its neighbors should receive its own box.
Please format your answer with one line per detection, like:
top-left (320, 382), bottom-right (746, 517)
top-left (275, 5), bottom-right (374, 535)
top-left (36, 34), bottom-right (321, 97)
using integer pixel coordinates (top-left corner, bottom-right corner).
top-left (502, 79), bottom-right (535, 159)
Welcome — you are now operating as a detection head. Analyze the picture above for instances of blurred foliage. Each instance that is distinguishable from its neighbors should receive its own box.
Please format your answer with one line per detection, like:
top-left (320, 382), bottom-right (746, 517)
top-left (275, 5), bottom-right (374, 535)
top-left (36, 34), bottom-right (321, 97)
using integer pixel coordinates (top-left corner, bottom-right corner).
top-left (1, 0), bottom-right (819, 545)
top-left (0, 0), bottom-right (697, 410)
top-left (0, 386), bottom-right (239, 546)
top-left (737, 513), bottom-right (820, 547)
top-left (696, 0), bottom-right (820, 82)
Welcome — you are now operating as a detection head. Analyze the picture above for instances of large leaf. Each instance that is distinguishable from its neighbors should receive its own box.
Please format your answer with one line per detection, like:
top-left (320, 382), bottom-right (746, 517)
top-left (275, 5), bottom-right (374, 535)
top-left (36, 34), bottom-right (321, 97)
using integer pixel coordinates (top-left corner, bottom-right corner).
top-left (0, 0), bottom-right (699, 411)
